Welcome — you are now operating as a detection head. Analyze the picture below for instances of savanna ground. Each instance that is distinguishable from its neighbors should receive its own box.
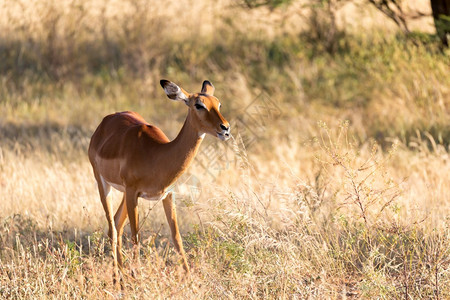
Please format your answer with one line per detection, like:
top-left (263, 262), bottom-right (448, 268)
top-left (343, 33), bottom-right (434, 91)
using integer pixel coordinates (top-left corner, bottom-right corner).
top-left (0, 0), bottom-right (449, 298)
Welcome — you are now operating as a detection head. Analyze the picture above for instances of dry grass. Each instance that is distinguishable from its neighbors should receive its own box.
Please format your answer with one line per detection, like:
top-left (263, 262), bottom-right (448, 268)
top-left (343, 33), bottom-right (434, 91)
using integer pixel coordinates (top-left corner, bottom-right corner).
top-left (1, 0), bottom-right (449, 299)
top-left (1, 126), bottom-right (448, 298)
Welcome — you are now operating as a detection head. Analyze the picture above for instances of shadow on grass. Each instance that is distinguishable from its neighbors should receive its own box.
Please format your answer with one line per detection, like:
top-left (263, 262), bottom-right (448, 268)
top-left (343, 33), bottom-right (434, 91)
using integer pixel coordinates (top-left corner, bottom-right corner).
top-left (0, 213), bottom-right (180, 265)
top-left (0, 122), bottom-right (91, 158)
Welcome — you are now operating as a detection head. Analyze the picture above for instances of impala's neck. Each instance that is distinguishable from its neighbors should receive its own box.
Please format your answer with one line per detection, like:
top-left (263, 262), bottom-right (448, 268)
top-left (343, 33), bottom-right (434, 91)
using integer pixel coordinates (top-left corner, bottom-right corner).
top-left (164, 110), bottom-right (204, 181)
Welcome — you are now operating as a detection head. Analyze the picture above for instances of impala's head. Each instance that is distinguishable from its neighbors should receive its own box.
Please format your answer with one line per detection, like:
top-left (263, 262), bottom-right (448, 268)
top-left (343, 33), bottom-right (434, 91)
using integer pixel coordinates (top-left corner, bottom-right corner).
top-left (160, 79), bottom-right (231, 141)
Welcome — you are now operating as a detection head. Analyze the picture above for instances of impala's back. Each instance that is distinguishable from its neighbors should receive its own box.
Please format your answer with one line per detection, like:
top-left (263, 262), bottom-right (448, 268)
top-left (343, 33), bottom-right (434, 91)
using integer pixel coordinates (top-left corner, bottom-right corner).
top-left (88, 111), bottom-right (170, 189)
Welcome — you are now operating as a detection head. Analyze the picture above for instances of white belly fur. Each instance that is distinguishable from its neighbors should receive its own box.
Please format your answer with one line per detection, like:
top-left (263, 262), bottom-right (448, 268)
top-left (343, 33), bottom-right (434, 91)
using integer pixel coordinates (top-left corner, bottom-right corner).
top-left (108, 181), bottom-right (125, 192)
top-left (101, 176), bottom-right (169, 202)
top-left (139, 190), bottom-right (170, 201)
top-left (95, 158), bottom-right (169, 201)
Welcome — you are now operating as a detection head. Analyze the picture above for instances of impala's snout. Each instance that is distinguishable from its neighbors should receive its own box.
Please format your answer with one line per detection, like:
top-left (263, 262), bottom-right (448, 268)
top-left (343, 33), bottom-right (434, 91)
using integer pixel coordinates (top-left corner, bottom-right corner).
top-left (218, 123), bottom-right (231, 141)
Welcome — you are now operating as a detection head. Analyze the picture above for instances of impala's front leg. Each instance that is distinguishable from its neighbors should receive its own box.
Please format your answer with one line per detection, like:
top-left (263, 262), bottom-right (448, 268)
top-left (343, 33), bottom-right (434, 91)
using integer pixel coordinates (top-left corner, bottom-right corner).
top-left (163, 192), bottom-right (190, 274)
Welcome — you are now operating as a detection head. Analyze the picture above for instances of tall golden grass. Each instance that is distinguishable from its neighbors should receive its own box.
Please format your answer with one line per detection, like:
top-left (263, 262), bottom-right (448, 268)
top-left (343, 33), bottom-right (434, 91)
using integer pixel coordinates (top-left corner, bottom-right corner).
top-left (1, 0), bottom-right (449, 298)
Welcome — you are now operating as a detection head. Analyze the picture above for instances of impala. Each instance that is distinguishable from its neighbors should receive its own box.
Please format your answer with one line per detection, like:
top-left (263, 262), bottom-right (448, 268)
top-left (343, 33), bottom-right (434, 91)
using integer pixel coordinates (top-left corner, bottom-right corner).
top-left (88, 80), bottom-right (230, 281)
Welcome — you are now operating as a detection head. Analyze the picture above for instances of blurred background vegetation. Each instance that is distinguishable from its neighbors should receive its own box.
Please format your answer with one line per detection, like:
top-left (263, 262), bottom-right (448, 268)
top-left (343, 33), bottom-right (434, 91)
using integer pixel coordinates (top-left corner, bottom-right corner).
top-left (0, 0), bottom-right (448, 149)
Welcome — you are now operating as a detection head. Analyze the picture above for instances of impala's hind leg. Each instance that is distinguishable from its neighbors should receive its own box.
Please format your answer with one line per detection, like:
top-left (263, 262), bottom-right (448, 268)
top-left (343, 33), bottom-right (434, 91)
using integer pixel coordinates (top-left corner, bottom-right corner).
top-left (114, 196), bottom-right (128, 270)
top-left (163, 193), bottom-right (190, 274)
top-left (93, 171), bottom-right (119, 286)
top-left (125, 187), bottom-right (140, 273)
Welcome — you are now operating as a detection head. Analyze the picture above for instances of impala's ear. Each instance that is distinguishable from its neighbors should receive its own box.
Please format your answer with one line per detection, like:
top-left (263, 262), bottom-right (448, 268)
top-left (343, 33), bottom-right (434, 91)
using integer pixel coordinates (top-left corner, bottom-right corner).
top-left (160, 80), bottom-right (189, 104)
top-left (201, 80), bottom-right (215, 96)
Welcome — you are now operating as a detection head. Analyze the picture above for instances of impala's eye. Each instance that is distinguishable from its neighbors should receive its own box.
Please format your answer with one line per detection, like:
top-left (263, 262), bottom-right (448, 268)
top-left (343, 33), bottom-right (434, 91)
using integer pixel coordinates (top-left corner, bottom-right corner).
top-left (195, 103), bottom-right (206, 110)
